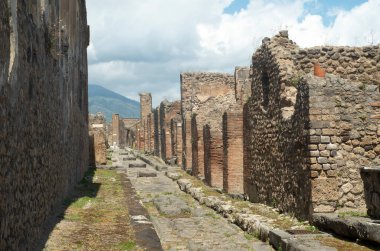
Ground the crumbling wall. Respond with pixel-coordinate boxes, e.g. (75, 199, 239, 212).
(244, 33, 313, 218)
(234, 67, 251, 106)
(244, 31, 380, 218)
(180, 73, 235, 180)
(0, 0, 89, 249)
(222, 67, 251, 194)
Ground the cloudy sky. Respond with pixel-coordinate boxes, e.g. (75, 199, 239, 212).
(87, 0, 380, 106)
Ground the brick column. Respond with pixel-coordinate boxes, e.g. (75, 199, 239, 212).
(223, 111, 244, 194)
(182, 112, 192, 170)
(176, 123, 183, 166)
(204, 125, 223, 189)
(191, 115, 205, 178)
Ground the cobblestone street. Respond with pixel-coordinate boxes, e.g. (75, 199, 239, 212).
(116, 150, 272, 251)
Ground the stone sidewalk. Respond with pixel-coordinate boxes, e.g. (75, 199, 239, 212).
(114, 150, 272, 251)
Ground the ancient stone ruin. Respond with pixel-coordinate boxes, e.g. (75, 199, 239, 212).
(132, 31, 380, 220)
(0, 0, 89, 249)
(89, 113, 108, 165)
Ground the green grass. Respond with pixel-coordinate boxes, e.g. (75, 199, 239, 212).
(338, 211, 367, 218)
(205, 212, 220, 219)
(116, 241, 136, 250)
(244, 233, 255, 241)
(71, 196, 93, 209)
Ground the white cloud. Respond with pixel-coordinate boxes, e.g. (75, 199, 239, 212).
(87, 0, 380, 107)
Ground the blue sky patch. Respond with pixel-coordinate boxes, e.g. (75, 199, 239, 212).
(224, 0, 250, 14)
(304, 0, 367, 26)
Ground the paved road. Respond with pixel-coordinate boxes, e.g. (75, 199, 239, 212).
(115, 150, 272, 251)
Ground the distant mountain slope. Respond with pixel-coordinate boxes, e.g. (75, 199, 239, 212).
(89, 84, 140, 122)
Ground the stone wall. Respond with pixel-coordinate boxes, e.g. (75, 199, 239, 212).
(0, 0, 89, 249)
(243, 31, 380, 218)
(308, 75, 379, 213)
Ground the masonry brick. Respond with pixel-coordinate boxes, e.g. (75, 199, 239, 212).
(223, 111, 244, 194)
(204, 126, 224, 189)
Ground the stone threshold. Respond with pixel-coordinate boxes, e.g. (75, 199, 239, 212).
(312, 213, 380, 244)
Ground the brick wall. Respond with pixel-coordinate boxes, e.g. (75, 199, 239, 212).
(223, 111, 244, 194)
(0, 0, 89, 249)
(204, 126, 224, 188)
(180, 73, 236, 176)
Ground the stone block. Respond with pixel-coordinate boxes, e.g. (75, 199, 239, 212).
(320, 136, 331, 143)
(129, 163, 147, 168)
(317, 157, 328, 164)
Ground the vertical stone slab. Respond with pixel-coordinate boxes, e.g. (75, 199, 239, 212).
(191, 115, 205, 177)
(176, 123, 183, 166)
(234, 67, 251, 106)
(154, 108, 160, 156)
(112, 114, 120, 147)
(140, 93, 152, 152)
(183, 112, 192, 170)
(223, 111, 244, 194)
(204, 125, 224, 189)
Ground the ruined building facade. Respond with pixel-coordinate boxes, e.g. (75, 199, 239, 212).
(0, 0, 89, 249)
(132, 31, 379, 220)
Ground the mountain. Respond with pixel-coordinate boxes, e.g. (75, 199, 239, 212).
(89, 84, 140, 122)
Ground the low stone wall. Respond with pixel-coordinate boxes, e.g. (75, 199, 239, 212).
(0, 0, 89, 249)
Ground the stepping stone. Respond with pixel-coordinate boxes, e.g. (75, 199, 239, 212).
(138, 171, 157, 177)
(129, 163, 147, 168)
(123, 157, 136, 161)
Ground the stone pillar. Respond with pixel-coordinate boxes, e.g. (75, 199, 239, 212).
(176, 123, 183, 166)
(165, 127, 172, 160)
(112, 114, 120, 147)
(204, 125, 223, 189)
(191, 115, 205, 178)
(223, 111, 244, 194)
(234, 67, 251, 106)
(182, 112, 192, 170)
(154, 108, 160, 156)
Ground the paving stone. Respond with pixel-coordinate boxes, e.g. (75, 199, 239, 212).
(138, 171, 157, 178)
(122, 159, 273, 251)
